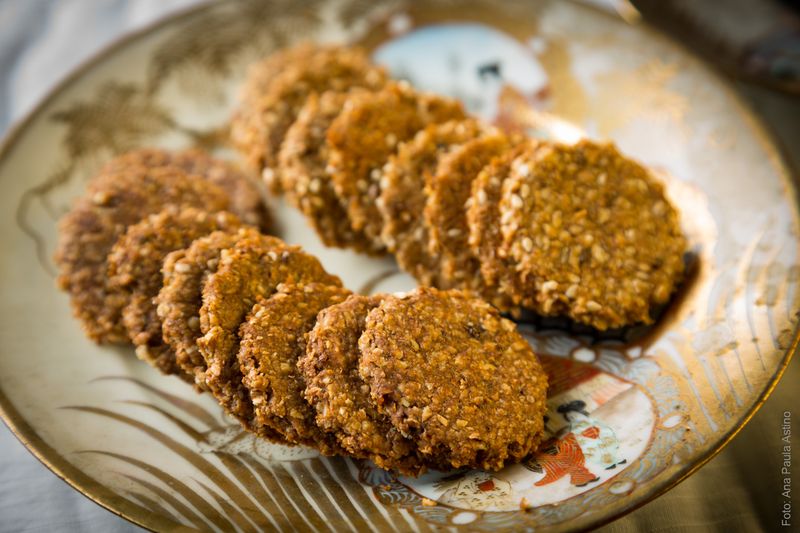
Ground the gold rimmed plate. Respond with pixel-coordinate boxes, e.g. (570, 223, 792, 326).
(0, 1, 797, 531)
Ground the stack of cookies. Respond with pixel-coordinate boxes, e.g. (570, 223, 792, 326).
(233, 43, 688, 330)
(56, 150, 548, 475)
(299, 288, 548, 474)
(55, 148, 270, 371)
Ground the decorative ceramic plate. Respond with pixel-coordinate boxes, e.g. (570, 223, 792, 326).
(0, 1, 797, 531)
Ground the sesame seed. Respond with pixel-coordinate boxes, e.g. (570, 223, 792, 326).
(541, 280, 558, 292)
(521, 237, 534, 252)
(91, 191, 110, 205)
(565, 284, 579, 298)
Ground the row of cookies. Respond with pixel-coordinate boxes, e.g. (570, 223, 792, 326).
(157, 225, 547, 475)
(167, 229, 547, 474)
(232, 43, 688, 330)
(55, 149, 548, 475)
(55, 148, 270, 347)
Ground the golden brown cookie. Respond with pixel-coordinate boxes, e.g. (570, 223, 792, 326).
(198, 232, 341, 424)
(299, 294, 426, 475)
(378, 119, 485, 285)
(497, 140, 687, 329)
(278, 90, 378, 253)
(231, 43, 387, 192)
(101, 147, 271, 231)
(327, 82, 465, 249)
(238, 283, 351, 452)
(55, 164, 230, 343)
(466, 143, 534, 294)
(230, 42, 320, 189)
(358, 287, 548, 471)
(157, 227, 265, 388)
(107, 207, 242, 377)
(425, 132, 511, 290)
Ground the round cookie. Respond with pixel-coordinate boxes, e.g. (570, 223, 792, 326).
(327, 82, 465, 249)
(378, 119, 485, 285)
(234, 42, 316, 109)
(425, 132, 511, 290)
(198, 232, 341, 424)
(157, 227, 266, 388)
(358, 287, 548, 471)
(497, 140, 687, 329)
(230, 42, 319, 189)
(238, 283, 351, 452)
(230, 43, 387, 192)
(467, 142, 535, 291)
(55, 164, 231, 343)
(101, 147, 271, 231)
(299, 294, 425, 475)
(106, 207, 243, 377)
(278, 90, 378, 253)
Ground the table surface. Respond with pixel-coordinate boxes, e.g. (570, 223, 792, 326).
(0, 1, 797, 531)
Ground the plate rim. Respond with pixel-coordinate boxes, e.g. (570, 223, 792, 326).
(0, 1, 797, 531)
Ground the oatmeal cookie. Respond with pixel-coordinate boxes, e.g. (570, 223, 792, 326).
(101, 147, 270, 231)
(378, 119, 485, 285)
(467, 143, 534, 289)
(157, 227, 266, 388)
(278, 90, 378, 253)
(425, 131, 511, 290)
(107, 207, 242, 376)
(55, 164, 230, 343)
(198, 232, 341, 423)
(238, 283, 351, 451)
(299, 294, 426, 475)
(358, 287, 548, 471)
(231, 43, 387, 192)
(497, 140, 687, 329)
(327, 82, 465, 249)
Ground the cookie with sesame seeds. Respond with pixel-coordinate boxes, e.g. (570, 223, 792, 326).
(378, 119, 486, 285)
(106, 207, 243, 377)
(466, 142, 538, 297)
(327, 82, 465, 250)
(157, 227, 266, 388)
(358, 287, 548, 471)
(230, 43, 387, 192)
(198, 232, 341, 425)
(497, 140, 687, 329)
(425, 131, 512, 291)
(101, 147, 271, 231)
(238, 283, 351, 452)
(55, 164, 231, 344)
(278, 90, 379, 253)
(299, 294, 427, 475)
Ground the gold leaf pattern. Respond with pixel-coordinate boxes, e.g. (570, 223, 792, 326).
(51, 82, 173, 159)
(146, 0, 324, 95)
